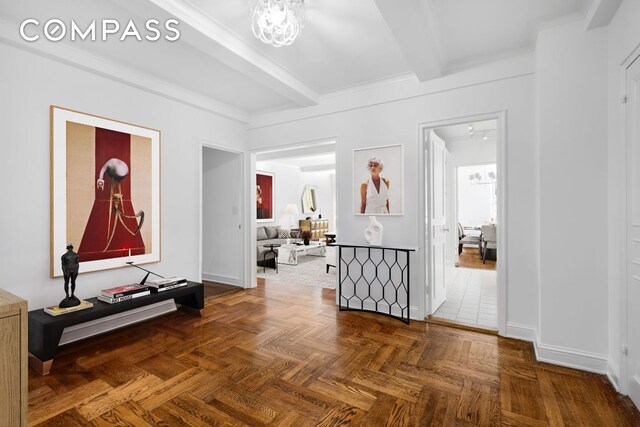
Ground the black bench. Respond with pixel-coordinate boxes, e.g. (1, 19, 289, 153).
(28, 281, 204, 375)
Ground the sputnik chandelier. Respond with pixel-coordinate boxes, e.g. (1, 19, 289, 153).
(249, 0, 305, 47)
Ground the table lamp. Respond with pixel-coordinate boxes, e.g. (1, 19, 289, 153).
(284, 204, 299, 229)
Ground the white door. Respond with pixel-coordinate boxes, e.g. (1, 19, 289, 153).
(626, 55, 640, 408)
(427, 130, 448, 314)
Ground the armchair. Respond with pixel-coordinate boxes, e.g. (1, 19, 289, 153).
(481, 224, 497, 264)
(458, 223, 482, 255)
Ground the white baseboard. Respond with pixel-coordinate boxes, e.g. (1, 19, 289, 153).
(607, 359, 620, 391)
(202, 272, 243, 287)
(59, 300, 176, 346)
(505, 322, 537, 342)
(504, 323, 610, 377)
(533, 341, 608, 374)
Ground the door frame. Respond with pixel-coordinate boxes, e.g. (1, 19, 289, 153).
(198, 140, 248, 287)
(621, 48, 640, 396)
(248, 137, 339, 290)
(418, 111, 507, 335)
(453, 161, 499, 266)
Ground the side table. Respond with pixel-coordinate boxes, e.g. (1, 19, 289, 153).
(261, 244, 280, 273)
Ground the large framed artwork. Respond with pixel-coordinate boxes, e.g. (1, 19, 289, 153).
(50, 106, 161, 277)
(353, 144, 403, 215)
(256, 171, 274, 222)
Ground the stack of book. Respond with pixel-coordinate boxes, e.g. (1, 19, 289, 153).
(147, 276, 187, 292)
(44, 300, 93, 316)
(98, 284, 150, 304)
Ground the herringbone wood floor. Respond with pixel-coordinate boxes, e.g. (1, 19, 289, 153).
(28, 281, 640, 426)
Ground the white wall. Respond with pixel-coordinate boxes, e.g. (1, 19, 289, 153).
(248, 70, 538, 325)
(256, 161, 335, 230)
(536, 20, 608, 363)
(300, 171, 336, 230)
(606, 0, 640, 387)
(202, 148, 243, 285)
(0, 42, 246, 310)
(457, 164, 497, 226)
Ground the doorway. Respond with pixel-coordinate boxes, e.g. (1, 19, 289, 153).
(624, 54, 640, 408)
(200, 144, 245, 288)
(421, 115, 505, 333)
(251, 141, 338, 291)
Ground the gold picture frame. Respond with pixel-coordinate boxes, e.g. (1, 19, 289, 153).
(50, 106, 161, 277)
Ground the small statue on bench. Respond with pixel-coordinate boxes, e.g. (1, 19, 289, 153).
(59, 244, 80, 308)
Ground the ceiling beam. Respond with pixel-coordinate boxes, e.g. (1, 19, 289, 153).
(113, 0, 319, 107)
(373, 0, 442, 81)
(584, 0, 622, 30)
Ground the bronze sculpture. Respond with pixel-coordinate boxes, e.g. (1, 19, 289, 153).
(59, 244, 80, 308)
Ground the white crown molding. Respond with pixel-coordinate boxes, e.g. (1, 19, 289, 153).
(0, 18, 250, 124)
(322, 73, 418, 100)
(248, 52, 535, 131)
(128, 0, 319, 107)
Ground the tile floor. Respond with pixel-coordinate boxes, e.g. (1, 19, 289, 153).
(433, 266, 497, 329)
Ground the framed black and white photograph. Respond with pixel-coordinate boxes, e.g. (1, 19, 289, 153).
(353, 144, 403, 216)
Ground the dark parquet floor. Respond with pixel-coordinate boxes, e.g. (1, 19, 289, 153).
(27, 281, 639, 426)
(203, 281, 243, 300)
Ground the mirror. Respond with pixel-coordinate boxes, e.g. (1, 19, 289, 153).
(301, 185, 318, 213)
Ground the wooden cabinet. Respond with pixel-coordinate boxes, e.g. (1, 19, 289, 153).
(0, 289, 27, 427)
(299, 219, 329, 240)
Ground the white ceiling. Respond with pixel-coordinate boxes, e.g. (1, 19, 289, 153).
(428, 0, 590, 71)
(0, 0, 598, 116)
(264, 153, 335, 170)
(187, 0, 411, 93)
(256, 142, 336, 171)
(0, 0, 293, 112)
(435, 119, 497, 143)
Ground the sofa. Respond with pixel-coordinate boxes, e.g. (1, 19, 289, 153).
(256, 226, 298, 261)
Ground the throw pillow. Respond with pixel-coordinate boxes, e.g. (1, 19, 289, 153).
(278, 228, 291, 239)
(265, 226, 279, 239)
(256, 227, 268, 241)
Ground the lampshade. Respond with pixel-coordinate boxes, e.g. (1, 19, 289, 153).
(285, 203, 299, 215)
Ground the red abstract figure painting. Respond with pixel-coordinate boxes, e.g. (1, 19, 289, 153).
(51, 107, 160, 277)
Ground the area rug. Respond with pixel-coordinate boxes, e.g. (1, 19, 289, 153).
(257, 254, 337, 289)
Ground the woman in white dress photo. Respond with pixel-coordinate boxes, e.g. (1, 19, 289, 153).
(360, 156, 390, 214)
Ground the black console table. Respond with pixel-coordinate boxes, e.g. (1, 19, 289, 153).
(28, 281, 204, 375)
(330, 243, 415, 324)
